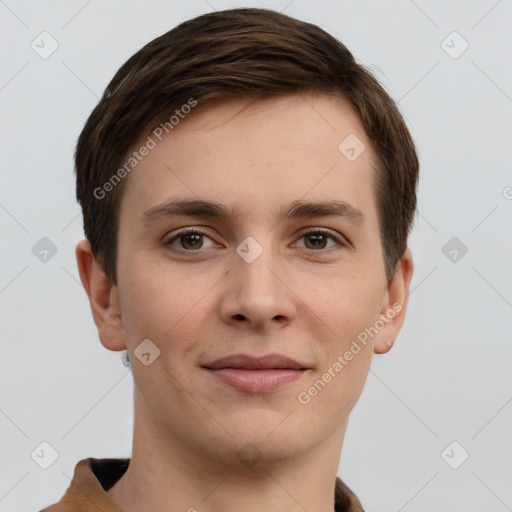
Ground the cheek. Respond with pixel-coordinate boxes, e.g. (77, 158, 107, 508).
(120, 258, 221, 356)
(296, 349, 372, 432)
(298, 275, 380, 406)
(297, 318, 374, 422)
(122, 254, 178, 321)
(308, 271, 382, 339)
(119, 263, 214, 407)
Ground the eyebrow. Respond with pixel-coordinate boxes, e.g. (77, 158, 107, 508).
(140, 198, 365, 227)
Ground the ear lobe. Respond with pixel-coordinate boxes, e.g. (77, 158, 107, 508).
(374, 339, 395, 355)
(373, 247, 414, 355)
(75, 239, 127, 352)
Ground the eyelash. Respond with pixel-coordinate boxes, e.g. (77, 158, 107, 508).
(164, 227, 347, 254)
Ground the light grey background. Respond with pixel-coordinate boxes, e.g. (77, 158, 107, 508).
(1, 1, 511, 511)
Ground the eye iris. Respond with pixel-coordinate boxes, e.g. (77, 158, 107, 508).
(181, 233, 202, 249)
(305, 233, 327, 250)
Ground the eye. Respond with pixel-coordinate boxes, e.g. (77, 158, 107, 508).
(164, 227, 347, 253)
(164, 228, 217, 251)
(295, 228, 346, 251)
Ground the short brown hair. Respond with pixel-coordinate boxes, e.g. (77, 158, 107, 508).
(75, 7, 419, 285)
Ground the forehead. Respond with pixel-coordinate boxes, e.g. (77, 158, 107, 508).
(119, 93, 380, 230)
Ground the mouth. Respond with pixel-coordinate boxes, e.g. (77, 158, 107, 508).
(202, 354, 309, 393)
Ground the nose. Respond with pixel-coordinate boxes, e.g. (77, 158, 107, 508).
(218, 244, 296, 331)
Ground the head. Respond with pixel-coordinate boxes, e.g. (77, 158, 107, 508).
(76, 8, 417, 468)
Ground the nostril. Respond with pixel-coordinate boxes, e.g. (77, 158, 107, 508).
(234, 314, 246, 321)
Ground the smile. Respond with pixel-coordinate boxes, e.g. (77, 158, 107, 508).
(202, 353, 309, 393)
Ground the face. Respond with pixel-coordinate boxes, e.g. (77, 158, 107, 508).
(86, 93, 412, 468)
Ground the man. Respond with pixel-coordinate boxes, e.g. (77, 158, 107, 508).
(42, 7, 417, 511)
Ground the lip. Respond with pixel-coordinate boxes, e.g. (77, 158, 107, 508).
(202, 353, 309, 393)
(204, 353, 306, 370)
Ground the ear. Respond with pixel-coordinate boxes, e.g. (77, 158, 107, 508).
(373, 247, 414, 354)
(75, 239, 127, 352)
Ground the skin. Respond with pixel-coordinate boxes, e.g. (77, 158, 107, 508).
(76, 93, 414, 512)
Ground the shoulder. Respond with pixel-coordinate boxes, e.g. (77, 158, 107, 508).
(335, 476, 365, 512)
(38, 457, 129, 512)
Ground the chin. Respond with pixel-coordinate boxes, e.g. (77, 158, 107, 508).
(209, 411, 314, 466)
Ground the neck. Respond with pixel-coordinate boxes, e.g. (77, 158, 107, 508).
(107, 392, 347, 512)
